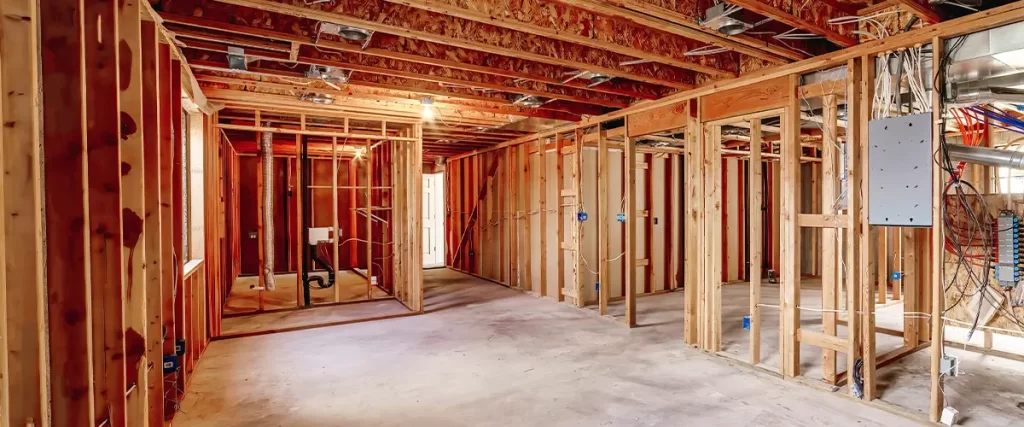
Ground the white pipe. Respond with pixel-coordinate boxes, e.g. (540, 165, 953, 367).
(261, 129, 277, 290)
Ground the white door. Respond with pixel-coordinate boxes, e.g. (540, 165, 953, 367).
(423, 172, 445, 268)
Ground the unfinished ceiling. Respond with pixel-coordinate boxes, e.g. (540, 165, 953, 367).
(155, 0, 957, 160)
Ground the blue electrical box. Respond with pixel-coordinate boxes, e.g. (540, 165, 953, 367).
(577, 211, 588, 222)
(891, 271, 902, 281)
(163, 355, 179, 374)
(595, 282, 599, 291)
(616, 213, 626, 222)
(742, 316, 751, 331)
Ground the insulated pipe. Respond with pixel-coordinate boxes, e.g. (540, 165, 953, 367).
(261, 129, 277, 290)
(946, 144, 1024, 170)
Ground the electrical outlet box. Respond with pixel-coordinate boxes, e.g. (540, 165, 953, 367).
(371, 276, 378, 286)
(868, 113, 933, 227)
(175, 339, 186, 356)
(162, 355, 179, 374)
(653, 217, 658, 225)
(940, 407, 959, 426)
(616, 213, 626, 222)
(595, 282, 599, 291)
(742, 316, 751, 330)
(941, 354, 959, 377)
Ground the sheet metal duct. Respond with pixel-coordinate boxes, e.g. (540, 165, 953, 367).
(261, 130, 277, 291)
(949, 72, 1024, 106)
(946, 144, 1024, 170)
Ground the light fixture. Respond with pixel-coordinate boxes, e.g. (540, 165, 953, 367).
(421, 98, 434, 120)
(700, 3, 752, 36)
(319, 22, 373, 42)
(354, 148, 364, 160)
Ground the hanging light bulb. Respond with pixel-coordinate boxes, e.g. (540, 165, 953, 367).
(421, 97, 435, 120)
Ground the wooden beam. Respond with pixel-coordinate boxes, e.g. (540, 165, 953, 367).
(85, 0, 128, 423)
(563, 0, 802, 63)
(213, 0, 698, 88)
(182, 43, 627, 111)
(41, 0, 94, 421)
(120, 0, 149, 423)
(159, 11, 665, 100)
(382, 0, 737, 78)
(445, 0, 1024, 162)
(722, 0, 858, 47)
(2, 0, 47, 423)
(581, 0, 811, 61)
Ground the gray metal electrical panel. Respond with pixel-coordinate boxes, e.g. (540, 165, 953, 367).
(867, 113, 933, 227)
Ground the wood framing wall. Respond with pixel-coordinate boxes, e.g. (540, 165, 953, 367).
(443, 5, 1024, 423)
(0, 4, 216, 425)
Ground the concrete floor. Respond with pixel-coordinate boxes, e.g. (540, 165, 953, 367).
(178, 269, 923, 426)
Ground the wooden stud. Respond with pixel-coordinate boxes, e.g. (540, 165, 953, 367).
(119, 0, 149, 422)
(598, 129, 610, 314)
(859, 55, 877, 401)
(684, 100, 701, 346)
(624, 123, 637, 327)
(85, 0, 128, 422)
(40, 0, 96, 420)
(781, 75, 801, 377)
(706, 124, 723, 351)
(749, 119, 763, 365)
(1, 0, 47, 423)
(821, 94, 839, 385)
(170, 58, 186, 415)
(555, 135, 565, 302)
(845, 56, 864, 399)
(929, 36, 945, 423)
(332, 136, 340, 302)
(539, 138, 548, 297)
(644, 153, 654, 293)
(142, 26, 163, 413)
(366, 138, 373, 298)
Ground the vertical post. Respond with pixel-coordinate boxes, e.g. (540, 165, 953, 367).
(574, 129, 584, 306)
(523, 142, 532, 291)
(509, 146, 518, 286)
(598, 129, 610, 313)
(624, 123, 637, 327)
(644, 153, 654, 293)
(366, 138, 373, 298)
(332, 137, 340, 302)
(85, 0, 127, 422)
(929, 36, 946, 423)
(846, 57, 864, 399)
(2, 0, 47, 423)
(749, 120, 763, 365)
(706, 125, 723, 351)
(821, 94, 840, 384)
(119, 0, 148, 421)
(860, 55, 877, 400)
(256, 135, 265, 309)
(782, 75, 802, 377)
(295, 131, 303, 306)
(555, 135, 565, 301)
(539, 138, 548, 297)
(41, 0, 95, 421)
(684, 100, 701, 346)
